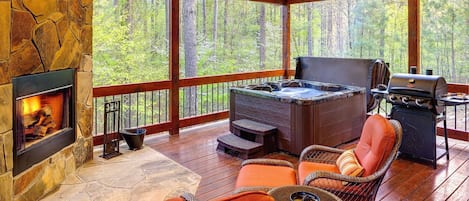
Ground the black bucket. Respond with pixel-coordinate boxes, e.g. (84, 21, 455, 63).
(120, 128, 146, 150)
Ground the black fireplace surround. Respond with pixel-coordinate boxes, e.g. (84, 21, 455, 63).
(12, 69, 76, 176)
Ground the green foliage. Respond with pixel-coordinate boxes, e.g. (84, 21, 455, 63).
(290, 0, 467, 83)
(93, 0, 468, 86)
(421, 0, 468, 83)
(93, 0, 168, 86)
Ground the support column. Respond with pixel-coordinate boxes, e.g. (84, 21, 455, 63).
(169, 0, 180, 135)
(408, 0, 420, 73)
(281, 5, 290, 79)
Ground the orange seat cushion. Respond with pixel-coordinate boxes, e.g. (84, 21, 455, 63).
(298, 161, 340, 185)
(354, 115, 396, 176)
(215, 191, 274, 201)
(235, 164, 297, 188)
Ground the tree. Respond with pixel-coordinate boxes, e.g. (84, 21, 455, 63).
(202, 0, 207, 37)
(307, 3, 313, 56)
(259, 4, 266, 69)
(223, 0, 228, 51)
(213, 0, 218, 59)
(183, 0, 198, 116)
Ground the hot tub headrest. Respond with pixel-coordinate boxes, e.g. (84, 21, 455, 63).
(295, 57, 390, 112)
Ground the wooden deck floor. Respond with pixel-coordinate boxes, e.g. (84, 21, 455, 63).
(145, 120, 469, 201)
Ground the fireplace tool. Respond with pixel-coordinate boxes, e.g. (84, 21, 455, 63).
(101, 100, 122, 159)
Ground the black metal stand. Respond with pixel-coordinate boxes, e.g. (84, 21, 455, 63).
(100, 101, 122, 159)
(391, 106, 449, 169)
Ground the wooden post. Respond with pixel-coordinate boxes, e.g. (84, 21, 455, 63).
(169, 0, 180, 135)
(282, 5, 291, 79)
(408, 0, 420, 73)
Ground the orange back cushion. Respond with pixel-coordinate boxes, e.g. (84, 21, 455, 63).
(354, 115, 396, 176)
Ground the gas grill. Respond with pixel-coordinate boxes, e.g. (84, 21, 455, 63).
(373, 73, 449, 168)
(387, 73, 447, 114)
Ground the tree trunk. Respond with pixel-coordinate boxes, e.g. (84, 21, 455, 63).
(213, 0, 218, 59)
(223, 0, 228, 51)
(450, 11, 455, 80)
(327, 3, 333, 55)
(320, 4, 327, 56)
(183, 0, 198, 116)
(165, 0, 170, 49)
(127, 0, 133, 35)
(378, 0, 386, 58)
(336, 3, 343, 56)
(359, 23, 364, 57)
(113, 0, 119, 19)
(307, 3, 313, 56)
(202, 0, 207, 37)
(347, 0, 353, 51)
(259, 5, 266, 70)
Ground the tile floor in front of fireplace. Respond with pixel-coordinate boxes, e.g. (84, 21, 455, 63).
(41, 141, 201, 201)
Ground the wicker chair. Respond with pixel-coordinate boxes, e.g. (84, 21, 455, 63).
(298, 115, 402, 201)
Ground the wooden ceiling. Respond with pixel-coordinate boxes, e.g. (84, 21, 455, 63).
(249, 0, 323, 5)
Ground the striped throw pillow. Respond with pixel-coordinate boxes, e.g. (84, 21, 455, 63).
(336, 149, 364, 179)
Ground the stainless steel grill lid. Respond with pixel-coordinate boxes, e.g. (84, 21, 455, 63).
(387, 73, 447, 114)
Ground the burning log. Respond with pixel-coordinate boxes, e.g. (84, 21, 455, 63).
(22, 105, 56, 137)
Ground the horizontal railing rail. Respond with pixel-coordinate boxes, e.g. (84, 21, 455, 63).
(93, 70, 468, 145)
(437, 83, 469, 141)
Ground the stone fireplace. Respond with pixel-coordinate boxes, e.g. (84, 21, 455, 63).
(0, 0, 93, 200)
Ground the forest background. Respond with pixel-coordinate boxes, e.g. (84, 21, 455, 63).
(93, 0, 468, 86)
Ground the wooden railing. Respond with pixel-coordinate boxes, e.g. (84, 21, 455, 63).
(92, 69, 294, 144)
(92, 70, 468, 144)
(437, 83, 469, 141)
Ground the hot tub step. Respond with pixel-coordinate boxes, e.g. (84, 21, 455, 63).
(232, 119, 277, 153)
(217, 134, 263, 159)
(232, 119, 277, 136)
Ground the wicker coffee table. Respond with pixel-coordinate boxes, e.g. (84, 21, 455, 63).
(268, 185, 341, 201)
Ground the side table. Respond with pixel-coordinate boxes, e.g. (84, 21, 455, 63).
(268, 185, 341, 201)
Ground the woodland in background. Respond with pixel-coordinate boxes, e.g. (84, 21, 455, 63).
(93, 0, 468, 86)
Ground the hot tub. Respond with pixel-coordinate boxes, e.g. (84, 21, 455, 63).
(230, 79, 366, 155)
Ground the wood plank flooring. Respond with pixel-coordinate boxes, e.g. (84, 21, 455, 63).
(145, 120, 469, 201)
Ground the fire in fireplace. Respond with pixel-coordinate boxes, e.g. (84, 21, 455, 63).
(12, 69, 75, 176)
(17, 87, 71, 149)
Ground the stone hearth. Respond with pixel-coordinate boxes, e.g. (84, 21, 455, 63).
(0, 0, 93, 200)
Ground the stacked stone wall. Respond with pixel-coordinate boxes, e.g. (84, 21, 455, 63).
(0, 0, 93, 200)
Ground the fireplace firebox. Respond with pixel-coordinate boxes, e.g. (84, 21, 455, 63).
(12, 69, 76, 176)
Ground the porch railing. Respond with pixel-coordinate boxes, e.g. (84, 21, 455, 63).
(92, 69, 293, 144)
(93, 71, 469, 144)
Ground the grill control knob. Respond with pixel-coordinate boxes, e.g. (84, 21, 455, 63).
(415, 99, 426, 107)
(401, 96, 410, 104)
(388, 95, 397, 103)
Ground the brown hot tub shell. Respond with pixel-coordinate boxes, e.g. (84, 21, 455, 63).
(230, 81, 366, 155)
